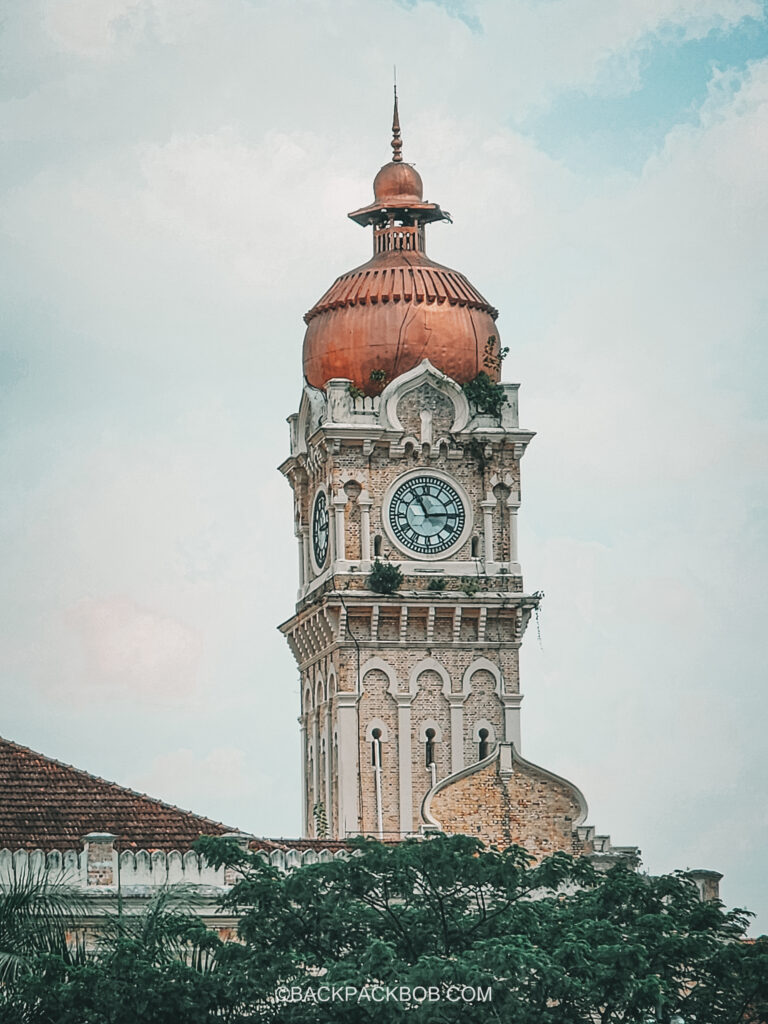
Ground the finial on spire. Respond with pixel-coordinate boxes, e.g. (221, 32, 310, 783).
(391, 81, 403, 163)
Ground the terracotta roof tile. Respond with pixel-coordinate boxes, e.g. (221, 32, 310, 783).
(0, 737, 240, 852)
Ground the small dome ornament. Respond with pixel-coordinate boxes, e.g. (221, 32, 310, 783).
(372, 88, 425, 205)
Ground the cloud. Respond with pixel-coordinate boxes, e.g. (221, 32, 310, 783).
(1, 0, 766, 928)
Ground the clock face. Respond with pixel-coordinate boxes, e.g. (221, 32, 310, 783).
(388, 474, 466, 556)
(312, 490, 329, 568)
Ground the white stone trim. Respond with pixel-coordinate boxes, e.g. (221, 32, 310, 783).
(416, 718, 443, 742)
(359, 657, 399, 697)
(314, 675, 326, 707)
(336, 692, 360, 837)
(502, 694, 523, 751)
(472, 718, 497, 743)
(379, 359, 470, 434)
(409, 657, 451, 697)
(461, 656, 502, 696)
(396, 695, 413, 836)
(421, 743, 589, 831)
(364, 718, 390, 742)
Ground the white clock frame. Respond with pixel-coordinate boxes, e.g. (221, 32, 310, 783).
(382, 468, 473, 561)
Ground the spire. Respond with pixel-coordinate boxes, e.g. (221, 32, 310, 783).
(391, 85, 403, 163)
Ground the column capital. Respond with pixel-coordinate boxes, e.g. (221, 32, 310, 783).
(501, 694, 524, 707)
(336, 691, 360, 709)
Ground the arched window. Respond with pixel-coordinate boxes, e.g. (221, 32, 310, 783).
(478, 728, 490, 760)
(374, 534, 382, 556)
(371, 727, 382, 768)
(471, 535, 480, 558)
(425, 728, 436, 768)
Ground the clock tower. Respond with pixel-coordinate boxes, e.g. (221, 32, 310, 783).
(279, 97, 624, 861)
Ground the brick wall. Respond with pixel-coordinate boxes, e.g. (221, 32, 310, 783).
(358, 668, 400, 835)
(429, 758, 585, 861)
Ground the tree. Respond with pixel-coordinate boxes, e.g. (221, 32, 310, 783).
(0, 884, 226, 1024)
(2, 837, 766, 1022)
(196, 833, 768, 1023)
(0, 865, 85, 985)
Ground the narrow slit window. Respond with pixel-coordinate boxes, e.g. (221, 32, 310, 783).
(478, 728, 489, 760)
(371, 728, 382, 767)
(374, 535, 382, 556)
(425, 728, 436, 768)
(471, 535, 480, 558)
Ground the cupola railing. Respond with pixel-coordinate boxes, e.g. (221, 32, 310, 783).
(373, 223, 425, 255)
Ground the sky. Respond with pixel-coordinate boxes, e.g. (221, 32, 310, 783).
(1, 0, 767, 930)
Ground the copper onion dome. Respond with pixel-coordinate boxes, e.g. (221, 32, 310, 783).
(302, 91, 501, 394)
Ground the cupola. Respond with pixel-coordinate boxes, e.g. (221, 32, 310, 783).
(302, 92, 502, 395)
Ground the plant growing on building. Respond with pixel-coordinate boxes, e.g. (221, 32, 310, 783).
(466, 437, 492, 472)
(462, 371, 508, 418)
(368, 368, 388, 396)
(312, 802, 328, 839)
(427, 577, 447, 591)
(481, 334, 509, 375)
(461, 576, 480, 596)
(347, 383, 365, 399)
(367, 559, 403, 594)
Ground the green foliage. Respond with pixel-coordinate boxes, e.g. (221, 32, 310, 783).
(481, 334, 509, 375)
(466, 437, 491, 471)
(427, 577, 447, 591)
(347, 383, 365, 399)
(312, 802, 328, 839)
(462, 371, 508, 418)
(0, 866, 85, 984)
(367, 559, 403, 594)
(2, 838, 768, 1023)
(461, 576, 480, 596)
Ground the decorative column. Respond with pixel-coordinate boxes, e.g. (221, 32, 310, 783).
(448, 695, 465, 773)
(296, 524, 306, 590)
(336, 692, 359, 837)
(332, 492, 347, 562)
(506, 494, 521, 573)
(480, 494, 496, 565)
(300, 527, 310, 588)
(324, 701, 333, 834)
(502, 694, 523, 752)
(312, 708, 320, 834)
(299, 720, 308, 837)
(395, 694, 413, 836)
(358, 491, 373, 563)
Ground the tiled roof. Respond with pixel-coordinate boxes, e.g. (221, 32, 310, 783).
(0, 737, 240, 852)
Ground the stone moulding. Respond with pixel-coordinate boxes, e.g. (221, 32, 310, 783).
(420, 741, 589, 834)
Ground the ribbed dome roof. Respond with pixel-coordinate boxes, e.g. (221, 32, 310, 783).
(304, 253, 497, 323)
